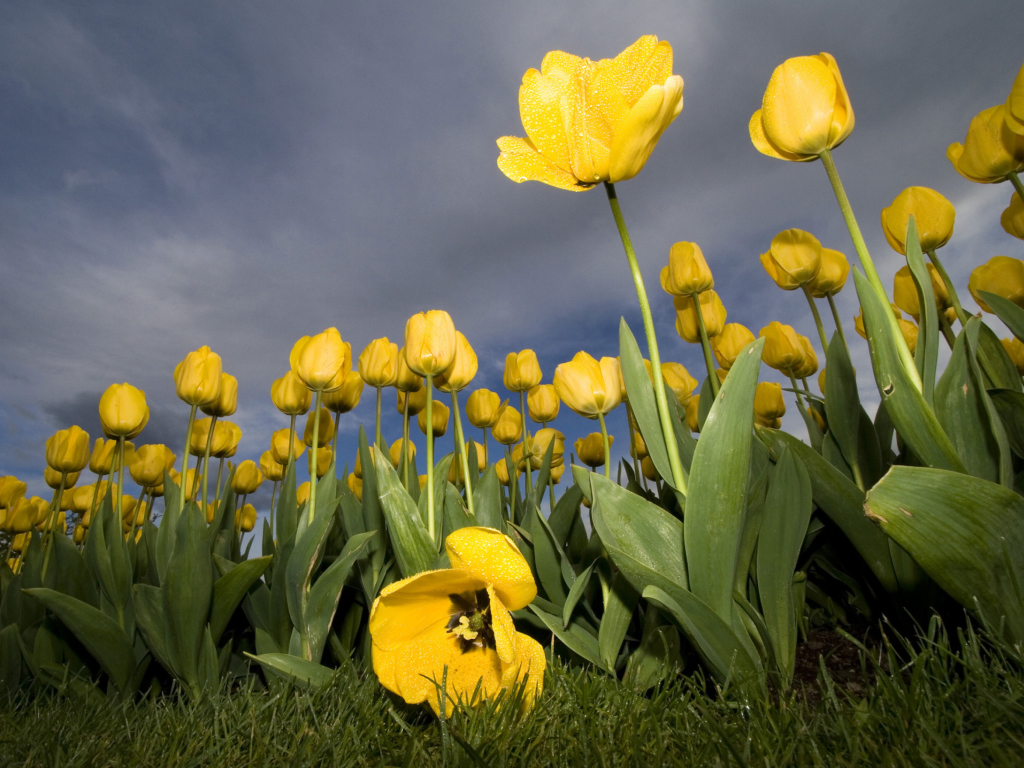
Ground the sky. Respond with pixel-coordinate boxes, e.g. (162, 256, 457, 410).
(2, 0, 1023, 522)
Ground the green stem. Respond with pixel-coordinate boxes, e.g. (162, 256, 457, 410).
(375, 386, 383, 449)
(308, 390, 323, 523)
(287, 414, 296, 467)
(626, 404, 644, 490)
(270, 481, 278, 534)
(426, 375, 436, 540)
(40, 471, 68, 581)
(825, 293, 850, 355)
(128, 485, 146, 543)
(819, 148, 922, 392)
(694, 298, 720, 399)
(1009, 171, 1024, 200)
(402, 396, 411, 492)
(926, 249, 969, 327)
(451, 390, 475, 516)
(519, 391, 532, 499)
(214, 458, 225, 507)
(179, 405, 197, 518)
(605, 182, 687, 495)
(88, 474, 103, 526)
(801, 285, 830, 352)
(938, 309, 957, 349)
(597, 412, 611, 480)
(201, 415, 218, 514)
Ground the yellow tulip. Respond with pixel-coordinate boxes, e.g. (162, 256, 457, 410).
(322, 371, 364, 414)
(806, 248, 850, 298)
(494, 456, 520, 486)
(12, 532, 30, 553)
(271, 371, 312, 416)
(753, 382, 786, 427)
(854, 303, 902, 340)
(309, 445, 333, 479)
(630, 431, 647, 460)
(389, 438, 416, 468)
(710, 324, 756, 370)
(574, 433, 607, 468)
(435, 332, 478, 393)
(448, 441, 488, 484)
(369, 527, 545, 716)
(359, 338, 400, 388)
(660, 241, 713, 296)
(303, 406, 335, 448)
(346, 473, 362, 502)
(296, 482, 310, 508)
(893, 264, 950, 319)
(1007, 62, 1024, 135)
(174, 346, 223, 407)
(99, 383, 149, 439)
(201, 373, 238, 418)
(553, 352, 622, 419)
(270, 428, 304, 465)
(497, 35, 683, 190)
(673, 291, 726, 343)
(290, 328, 348, 391)
(231, 460, 264, 495)
(397, 386, 429, 418)
(527, 384, 560, 423)
(172, 468, 200, 501)
(73, 524, 86, 545)
(0, 476, 27, 509)
(503, 350, 542, 393)
(129, 444, 175, 488)
(394, 347, 424, 393)
(947, 104, 1024, 183)
(1002, 192, 1024, 240)
(793, 335, 819, 379)
(260, 450, 285, 482)
(685, 395, 701, 433)
(465, 389, 502, 428)
(4, 499, 35, 534)
(88, 439, 117, 475)
(759, 322, 806, 374)
(404, 311, 457, 377)
(880, 187, 955, 254)
(660, 362, 698, 408)
(492, 404, 523, 446)
(73, 483, 110, 521)
(38, 510, 67, 534)
(189, 418, 240, 458)
(1001, 337, 1024, 375)
(898, 318, 919, 355)
(969, 255, 1024, 312)
(45, 426, 90, 474)
(521, 428, 565, 471)
(418, 401, 450, 437)
(235, 503, 257, 533)
(760, 229, 822, 290)
(749, 52, 854, 162)
(45, 467, 79, 490)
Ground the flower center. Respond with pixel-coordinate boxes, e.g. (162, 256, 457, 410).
(446, 589, 495, 653)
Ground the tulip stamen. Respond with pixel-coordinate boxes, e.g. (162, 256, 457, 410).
(446, 589, 495, 653)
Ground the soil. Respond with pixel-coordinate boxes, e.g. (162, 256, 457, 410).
(790, 627, 884, 706)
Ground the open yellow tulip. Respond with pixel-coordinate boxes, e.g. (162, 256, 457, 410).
(497, 35, 683, 190)
(947, 104, 1024, 183)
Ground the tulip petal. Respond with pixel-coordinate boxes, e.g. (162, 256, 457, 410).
(604, 36, 673, 106)
(748, 110, 815, 162)
(487, 586, 517, 664)
(819, 53, 855, 148)
(368, 569, 484, 651)
(500, 632, 547, 711)
(567, 58, 609, 183)
(519, 67, 574, 175)
(496, 136, 595, 191)
(761, 56, 836, 157)
(445, 527, 537, 611)
(609, 75, 683, 182)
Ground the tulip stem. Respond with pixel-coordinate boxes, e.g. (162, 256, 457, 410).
(214, 458, 225, 507)
(179, 406, 197, 518)
(201, 415, 218, 515)
(801, 285, 830, 353)
(270, 481, 278, 533)
(926, 249, 969, 327)
(597, 412, 612, 480)
(1010, 171, 1024, 201)
(308, 390, 323, 524)
(288, 415, 296, 466)
(426, 375, 436, 541)
(402, 397, 411, 492)
(819, 148, 922, 393)
(605, 182, 687, 495)
(825, 293, 850, 355)
(375, 386, 383, 449)
(694, 301, 721, 399)
(40, 471, 68, 582)
(450, 390, 475, 517)
(938, 310, 957, 349)
(625, 405, 643, 489)
(519, 391, 532, 499)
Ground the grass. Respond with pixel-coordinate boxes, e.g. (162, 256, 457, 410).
(2, 624, 1023, 767)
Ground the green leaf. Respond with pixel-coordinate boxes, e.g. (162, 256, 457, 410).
(275, 458, 298, 544)
(623, 623, 681, 692)
(163, 506, 213, 691)
(156, 471, 181, 585)
(357, 427, 386, 584)
(824, 330, 881, 488)
(285, 505, 335, 633)
(755, 447, 812, 686)
(443, 482, 473, 536)
(975, 322, 1023, 392)
(245, 652, 336, 689)
(209, 555, 272, 645)
(419, 453, 454, 544)
(526, 602, 603, 668)
(598, 572, 637, 672)
(471, 465, 504, 530)
(302, 531, 374, 664)
(373, 446, 437, 578)
(133, 584, 175, 677)
(684, 337, 763, 623)
(531, 503, 570, 606)
(865, 466, 1024, 643)
(854, 268, 965, 473)
(991, 390, 1024, 458)
(24, 588, 136, 694)
(562, 560, 597, 629)
(0, 624, 23, 695)
(905, 217, 939, 405)
(980, 290, 1024, 344)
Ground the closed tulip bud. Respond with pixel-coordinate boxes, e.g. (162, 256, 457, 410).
(760, 229, 822, 290)
(554, 352, 623, 419)
(189, 418, 241, 458)
(504, 350, 542, 392)
(574, 433, 608, 468)
(527, 384, 560, 423)
(893, 264, 950, 319)
(497, 35, 683, 189)
(759, 322, 806, 374)
(711, 324, 756, 370)
(89, 439, 118, 475)
(494, 455, 519, 486)
(59, 488, 76, 511)
(5, 499, 34, 533)
(45, 426, 90, 474)
(1002, 193, 1024, 240)
(346, 473, 362, 502)
(630, 431, 647, 460)
(641, 456, 660, 482)
(0, 476, 27, 509)
(174, 346, 223, 407)
(201, 373, 238, 418)
(38, 510, 67, 534)
(44, 467, 79, 490)
(353, 449, 363, 479)
(793, 336, 819, 379)
(660, 241, 714, 296)
(322, 370, 364, 414)
(947, 104, 1024, 184)
(394, 347, 424, 393)
(260, 450, 285, 482)
(296, 482, 311, 507)
(12, 533, 30, 553)
(271, 370, 313, 416)
(466, 440, 487, 471)
(673, 291, 726, 342)
(73, 524, 86, 545)
(969, 256, 1024, 312)
(465, 389, 502, 428)
(435, 332, 478, 394)
(806, 248, 850, 298)
(754, 382, 787, 427)
(231, 460, 263, 495)
(1002, 337, 1024, 375)
(523, 428, 565, 470)
(404, 311, 457, 376)
(171, 468, 200, 500)
(898, 318, 919, 355)
(270, 428, 304, 465)
(73, 483, 110, 520)
(303, 407, 335, 447)
(397, 386, 429, 417)
(809, 405, 827, 434)
(492, 404, 523, 446)
(854, 303, 902, 340)
(389, 438, 416, 468)
(881, 187, 956, 254)
(750, 53, 854, 161)
(118, 496, 138, 523)
(660, 362, 698, 408)
(359, 338, 400, 388)
(129, 444, 175, 488)
(550, 463, 565, 485)
(1008, 63, 1024, 136)
(235, 503, 257, 533)
(99, 383, 149, 439)
(309, 445, 333, 479)
(685, 395, 701, 433)
(290, 328, 348, 391)
(818, 366, 827, 393)
(417, 400, 450, 437)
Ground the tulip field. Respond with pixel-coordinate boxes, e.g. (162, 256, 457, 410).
(4, 34, 1024, 766)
